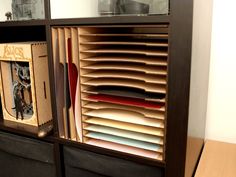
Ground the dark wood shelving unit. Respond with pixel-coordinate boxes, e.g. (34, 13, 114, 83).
(0, 20, 48, 27)
(0, 0, 207, 177)
(49, 15, 170, 26)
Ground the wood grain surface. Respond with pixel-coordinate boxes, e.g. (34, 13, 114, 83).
(195, 140, 236, 177)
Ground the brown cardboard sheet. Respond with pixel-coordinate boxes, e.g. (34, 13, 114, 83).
(65, 28, 77, 141)
(71, 28, 79, 66)
(52, 28, 65, 138)
(71, 27, 82, 142)
(58, 28, 69, 139)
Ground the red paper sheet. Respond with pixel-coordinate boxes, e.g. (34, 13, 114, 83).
(68, 38, 78, 113)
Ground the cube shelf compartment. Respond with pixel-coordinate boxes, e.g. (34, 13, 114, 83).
(52, 25, 169, 161)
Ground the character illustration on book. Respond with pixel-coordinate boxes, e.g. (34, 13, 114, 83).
(12, 62, 33, 120)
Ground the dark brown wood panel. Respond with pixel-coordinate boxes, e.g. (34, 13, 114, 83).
(0, 25, 46, 42)
(0, 20, 48, 27)
(165, 0, 194, 176)
(53, 143, 64, 177)
(44, 0, 51, 20)
(50, 15, 170, 26)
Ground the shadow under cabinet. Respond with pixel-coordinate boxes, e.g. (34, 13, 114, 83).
(0, 131, 56, 177)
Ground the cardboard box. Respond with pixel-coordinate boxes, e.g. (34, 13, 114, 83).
(0, 42, 52, 128)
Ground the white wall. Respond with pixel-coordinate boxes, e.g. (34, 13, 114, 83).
(188, 0, 213, 139)
(0, 0, 12, 21)
(50, 0, 169, 18)
(50, 0, 98, 19)
(206, 0, 236, 143)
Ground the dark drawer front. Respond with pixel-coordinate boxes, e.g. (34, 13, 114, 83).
(64, 146, 164, 177)
(65, 166, 108, 177)
(0, 131, 56, 177)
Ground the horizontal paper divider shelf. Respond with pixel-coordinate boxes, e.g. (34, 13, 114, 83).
(80, 55, 168, 66)
(83, 124, 164, 145)
(79, 33, 168, 39)
(84, 117, 164, 137)
(82, 78, 166, 94)
(85, 94, 165, 111)
(80, 48, 168, 57)
(83, 108, 164, 128)
(81, 70, 167, 85)
(82, 86, 166, 102)
(85, 139, 162, 160)
(144, 98, 166, 103)
(84, 132, 163, 152)
(81, 62, 167, 75)
(82, 91, 166, 104)
(80, 23, 169, 30)
(82, 102, 165, 120)
(82, 98, 166, 112)
(80, 41, 168, 47)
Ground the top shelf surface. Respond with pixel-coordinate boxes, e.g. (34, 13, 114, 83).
(0, 15, 170, 27)
(50, 15, 170, 25)
(0, 20, 48, 27)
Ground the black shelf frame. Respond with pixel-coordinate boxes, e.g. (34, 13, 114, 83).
(0, 20, 48, 27)
(49, 15, 170, 26)
(0, 0, 205, 177)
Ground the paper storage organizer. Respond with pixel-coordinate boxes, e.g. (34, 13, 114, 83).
(0, 42, 52, 131)
(52, 25, 168, 161)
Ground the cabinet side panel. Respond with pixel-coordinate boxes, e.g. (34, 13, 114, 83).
(165, 0, 194, 176)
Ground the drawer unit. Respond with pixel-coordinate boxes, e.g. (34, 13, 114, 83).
(0, 131, 56, 177)
(63, 146, 164, 177)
